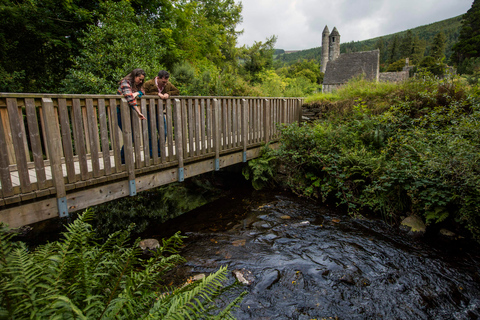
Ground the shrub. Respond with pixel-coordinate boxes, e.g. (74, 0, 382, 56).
(268, 75, 480, 240)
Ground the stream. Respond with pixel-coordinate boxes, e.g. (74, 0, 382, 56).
(143, 187, 480, 320)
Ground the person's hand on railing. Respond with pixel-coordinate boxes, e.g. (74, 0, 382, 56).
(158, 92, 169, 99)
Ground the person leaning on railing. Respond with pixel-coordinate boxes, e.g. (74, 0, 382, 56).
(117, 68, 147, 164)
(143, 70, 178, 150)
(143, 70, 179, 98)
(117, 68, 147, 120)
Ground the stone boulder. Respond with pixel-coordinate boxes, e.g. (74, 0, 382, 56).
(400, 215, 426, 237)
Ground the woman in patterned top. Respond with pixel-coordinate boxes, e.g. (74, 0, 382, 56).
(117, 68, 147, 120)
(116, 68, 147, 164)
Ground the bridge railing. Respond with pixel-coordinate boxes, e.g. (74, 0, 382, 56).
(0, 93, 303, 210)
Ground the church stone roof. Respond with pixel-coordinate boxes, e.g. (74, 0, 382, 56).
(323, 49, 379, 85)
(330, 27, 340, 37)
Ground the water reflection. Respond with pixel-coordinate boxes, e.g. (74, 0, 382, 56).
(146, 189, 480, 320)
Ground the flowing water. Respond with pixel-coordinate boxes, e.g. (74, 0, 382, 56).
(145, 187, 480, 320)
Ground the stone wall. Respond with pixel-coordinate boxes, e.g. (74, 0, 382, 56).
(379, 71, 409, 83)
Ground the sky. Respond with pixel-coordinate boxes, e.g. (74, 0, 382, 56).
(235, 0, 474, 50)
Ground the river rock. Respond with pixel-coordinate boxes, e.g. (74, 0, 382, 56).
(439, 228, 456, 238)
(400, 215, 426, 237)
(232, 268, 255, 285)
(139, 238, 160, 254)
(252, 269, 280, 294)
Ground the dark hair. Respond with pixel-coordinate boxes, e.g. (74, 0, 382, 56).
(122, 68, 146, 91)
(157, 70, 170, 79)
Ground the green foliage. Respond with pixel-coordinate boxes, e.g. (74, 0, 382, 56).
(90, 180, 221, 237)
(242, 145, 278, 190)
(386, 59, 407, 72)
(277, 76, 480, 240)
(0, 0, 97, 92)
(0, 210, 245, 319)
(61, 0, 165, 94)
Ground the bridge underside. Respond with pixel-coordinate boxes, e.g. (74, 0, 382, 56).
(1, 145, 271, 228)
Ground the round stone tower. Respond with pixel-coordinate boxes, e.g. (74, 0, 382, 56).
(328, 27, 340, 62)
(321, 25, 330, 73)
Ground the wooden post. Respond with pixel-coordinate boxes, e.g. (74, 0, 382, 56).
(297, 99, 303, 123)
(174, 99, 184, 181)
(213, 99, 220, 171)
(42, 98, 67, 217)
(264, 99, 270, 144)
(200, 99, 206, 154)
(120, 98, 136, 196)
(0, 112, 13, 197)
(241, 99, 248, 162)
(6, 98, 31, 193)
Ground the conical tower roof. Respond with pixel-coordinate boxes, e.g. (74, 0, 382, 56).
(322, 25, 329, 35)
(330, 27, 340, 37)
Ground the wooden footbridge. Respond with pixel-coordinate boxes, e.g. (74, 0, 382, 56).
(0, 93, 303, 228)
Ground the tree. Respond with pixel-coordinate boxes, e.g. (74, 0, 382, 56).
(62, 0, 165, 94)
(240, 36, 277, 83)
(411, 36, 426, 65)
(451, 0, 480, 65)
(387, 35, 400, 64)
(0, 0, 98, 92)
(431, 32, 447, 61)
(399, 30, 414, 59)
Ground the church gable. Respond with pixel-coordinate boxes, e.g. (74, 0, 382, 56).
(323, 49, 380, 86)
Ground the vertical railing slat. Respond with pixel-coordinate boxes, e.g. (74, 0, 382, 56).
(25, 98, 48, 189)
(195, 99, 201, 156)
(166, 99, 174, 161)
(72, 99, 89, 180)
(213, 99, 220, 169)
(158, 99, 166, 163)
(200, 99, 206, 154)
(57, 98, 76, 184)
(98, 99, 111, 175)
(141, 99, 150, 166)
(0, 111, 13, 197)
(174, 99, 184, 178)
(222, 99, 227, 150)
(206, 99, 212, 153)
(109, 99, 122, 173)
(6, 98, 31, 193)
(121, 99, 135, 182)
(42, 98, 66, 200)
(181, 100, 188, 159)
(187, 99, 194, 158)
(150, 98, 159, 164)
(131, 108, 143, 168)
(86, 99, 100, 177)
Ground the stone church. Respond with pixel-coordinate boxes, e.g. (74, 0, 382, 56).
(321, 26, 408, 93)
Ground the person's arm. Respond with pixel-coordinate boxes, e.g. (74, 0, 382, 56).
(118, 80, 146, 120)
(165, 82, 180, 96)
